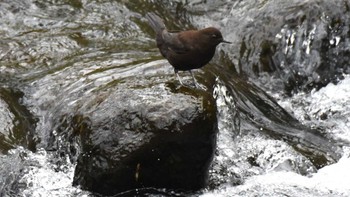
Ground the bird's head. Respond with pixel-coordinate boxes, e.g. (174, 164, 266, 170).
(200, 27, 231, 46)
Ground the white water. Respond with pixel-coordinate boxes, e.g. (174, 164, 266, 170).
(278, 75, 350, 143)
(2, 147, 87, 197)
(204, 75, 350, 196)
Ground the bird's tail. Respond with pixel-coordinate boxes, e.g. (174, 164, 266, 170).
(145, 12, 166, 34)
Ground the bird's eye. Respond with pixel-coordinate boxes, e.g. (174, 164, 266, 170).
(212, 34, 218, 38)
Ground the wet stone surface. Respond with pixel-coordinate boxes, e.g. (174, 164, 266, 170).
(71, 76, 217, 195)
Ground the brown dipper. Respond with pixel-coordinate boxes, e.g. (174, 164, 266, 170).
(145, 12, 231, 88)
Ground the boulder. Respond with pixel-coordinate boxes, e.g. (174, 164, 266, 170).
(72, 76, 217, 195)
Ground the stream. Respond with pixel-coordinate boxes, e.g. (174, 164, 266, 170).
(1, 0, 350, 196)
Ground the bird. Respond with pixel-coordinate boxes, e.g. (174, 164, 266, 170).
(145, 12, 231, 88)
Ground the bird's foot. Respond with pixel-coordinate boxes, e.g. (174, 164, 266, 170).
(192, 81, 207, 90)
(174, 70, 207, 90)
(189, 70, 207, 90)
(175, 72, 185, 86)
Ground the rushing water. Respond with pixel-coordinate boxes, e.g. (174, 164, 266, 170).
(1, 0, 350, 196)
(206, 75, 350, 196)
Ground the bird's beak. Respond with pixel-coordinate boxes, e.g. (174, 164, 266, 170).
(221, 40, 232, 44)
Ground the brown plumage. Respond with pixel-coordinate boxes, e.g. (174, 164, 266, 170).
(145, 12, 231, 87)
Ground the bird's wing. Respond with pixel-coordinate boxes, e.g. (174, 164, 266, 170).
(162, 32, 190, 54)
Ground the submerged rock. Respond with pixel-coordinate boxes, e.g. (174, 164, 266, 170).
(72, 76, 217, 195)
(0, 88, 37, 153)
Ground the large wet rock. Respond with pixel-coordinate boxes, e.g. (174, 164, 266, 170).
(72, 76, 217, 195)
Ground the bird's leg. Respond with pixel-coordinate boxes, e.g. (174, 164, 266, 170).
(189, 70, 200, 88)
(174, 69, 184, 85)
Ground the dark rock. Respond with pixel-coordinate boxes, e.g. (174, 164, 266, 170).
(72, 76, 217, 195)
(0, 88, 37, 153)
